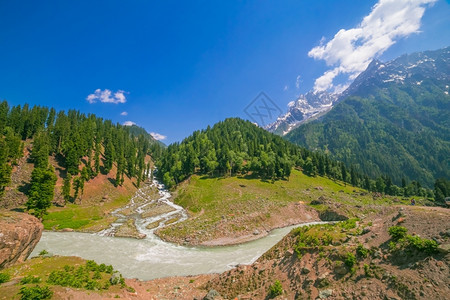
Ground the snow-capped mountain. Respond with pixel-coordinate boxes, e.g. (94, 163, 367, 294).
(265, 90, 340, 135)
(343, 47, 450, 97)
(267, 46, 450, 136)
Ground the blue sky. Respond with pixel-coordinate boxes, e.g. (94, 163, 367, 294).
(1, 0, 449, 143)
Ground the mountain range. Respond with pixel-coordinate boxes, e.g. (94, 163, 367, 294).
(276, 46, 450, 187)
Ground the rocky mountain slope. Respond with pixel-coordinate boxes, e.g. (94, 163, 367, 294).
(265, 91, 340, 135)
(207, 204, 450, 300)
(285, 47, 450, 186)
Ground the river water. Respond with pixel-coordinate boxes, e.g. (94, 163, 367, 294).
(31, 172, 324, 280)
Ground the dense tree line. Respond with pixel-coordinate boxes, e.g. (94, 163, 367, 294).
(0, 101, 162, 215)
(156, 118, 434, 198)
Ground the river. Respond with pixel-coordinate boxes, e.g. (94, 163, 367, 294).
(31, 172, 324, 280)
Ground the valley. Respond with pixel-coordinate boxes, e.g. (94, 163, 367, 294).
(0, 47, 448, 299)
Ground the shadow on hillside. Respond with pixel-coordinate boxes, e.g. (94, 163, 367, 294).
(107, 177, 117, 186)
(18, 180, 31, 195)
(10, 207, 26, 213)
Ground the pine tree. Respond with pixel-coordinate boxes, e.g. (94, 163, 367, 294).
(31, 132, 50, 168)
(26, 166, 57, 219)
(350, 166, 358, 186)
(103, 136, 115, 174)
(341, 164, 348, 185)
(0, 139, 12, 195)
(73, 177, 85, 200)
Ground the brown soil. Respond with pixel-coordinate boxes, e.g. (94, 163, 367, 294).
(1, 142, 33, 208)
(205, 205, 450, 300)
(46, 274, 218, 300)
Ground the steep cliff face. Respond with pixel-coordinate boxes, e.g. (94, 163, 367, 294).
(0, 211, 43, 269)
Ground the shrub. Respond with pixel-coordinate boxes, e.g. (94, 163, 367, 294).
(18, 285, 53, 300)
(47, 261, 118, 290)
(389, 241, 398, 251)
(86, 260, 98, 271)
(20, 275, 41, 285)
(356, 244, 369, 258)
(98, 263, 107, 272)
(363, 264, 372, 277)
(92, 270, 102, 280)
(105, 265, 114, 274)
(38, 250, 48, 256)
(268, 280, 283, 298)
(322, 232, 333, 246)
(345, 252, 356, 268)
(406, 235, 438, 254)
(388, 226, 408, 242)
(339, 218, 358, 230)
(0, 272, 10, 284)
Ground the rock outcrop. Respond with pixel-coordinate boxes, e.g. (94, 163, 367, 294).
(0, 211, 43, 269)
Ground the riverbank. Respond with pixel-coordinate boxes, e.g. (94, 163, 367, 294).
(48, 169, 417, 247)
(155, 170, 407, 246)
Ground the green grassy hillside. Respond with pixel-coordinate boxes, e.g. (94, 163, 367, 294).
(157, 170, 412, 245)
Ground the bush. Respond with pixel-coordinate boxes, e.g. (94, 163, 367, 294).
(47, 261, 118, 290)
(19, 285, 53, 300)
(356, 244, 369, 258)
(345, 252, 356, 268)
(92, 270, 102, 280)
(363, 264, 372, 277)
(20, 275, 41, 284)
(388, 225, 439, 255)
(0, 272, 10, 284)
(268, 280, 283, 298)
(406, 235, 438, 254)
(388, 226, 408, 241)
(339, 218, 359, 230)
(38, 250, 48, 256)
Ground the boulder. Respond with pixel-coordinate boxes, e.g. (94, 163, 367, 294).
(0, 211, 43, 269)
(437, 243, 450, 254)
(315, 273, 330, 288)
(319, 289, 333, 299)
(319, 210, 348, 221)
(203, 289, 220, 300)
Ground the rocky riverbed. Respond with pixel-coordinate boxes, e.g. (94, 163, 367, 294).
(97, 174, 188, 240)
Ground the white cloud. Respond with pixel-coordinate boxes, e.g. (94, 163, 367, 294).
(308, 0, 436, 92)
(283, 85, 289, 91)
(86, 89, 128, 104)
(295, 75, 301, 89)
(120, 111, 128, 116)
(123, 121, 136, 126)
(150, 132, 167, 141)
